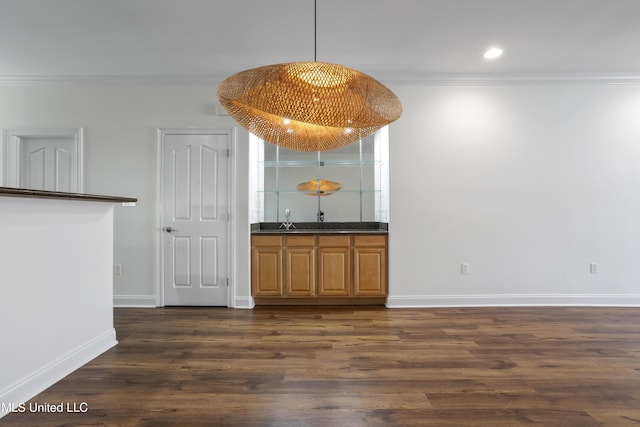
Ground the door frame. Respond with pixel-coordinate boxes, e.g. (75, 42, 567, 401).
(156, 127, 237, 307)
(1, 127, 84, 191)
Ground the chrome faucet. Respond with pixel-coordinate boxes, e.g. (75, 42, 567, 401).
(317, 210, 324, 223)
(280, 208, 296, 230)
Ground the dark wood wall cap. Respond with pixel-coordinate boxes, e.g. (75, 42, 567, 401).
(0, 186, 137, 204)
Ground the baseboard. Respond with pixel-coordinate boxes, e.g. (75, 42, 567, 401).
(113, 295, 157, 308)
(0, 329, 117, 419)
(113, 295, 255, 309)
(234, 296, 255, 309)
(386, 294, 640, 308)
(114, 294, 253, 309)
(113, 293, 640, 309)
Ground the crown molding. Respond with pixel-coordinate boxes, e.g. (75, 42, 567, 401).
(381, 72, 640, 86)
(2, 72, 640, 87)
(0, 74, 225, 87)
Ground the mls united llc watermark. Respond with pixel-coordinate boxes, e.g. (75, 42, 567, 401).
(2, 401, 89, 414)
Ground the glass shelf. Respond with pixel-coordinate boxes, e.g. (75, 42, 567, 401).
(259, 160, 381, 167)
(258, 189, 382, 194)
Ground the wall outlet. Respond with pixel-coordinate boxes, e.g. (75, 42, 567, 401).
(114, 264, 122, 276)
(461, 263, 469, 275)
(590, 263, 598, 274)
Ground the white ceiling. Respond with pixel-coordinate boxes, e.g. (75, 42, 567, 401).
(1, 0, 640, 83)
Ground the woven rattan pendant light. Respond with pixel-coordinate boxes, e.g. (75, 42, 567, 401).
(217, 1, 402, 152)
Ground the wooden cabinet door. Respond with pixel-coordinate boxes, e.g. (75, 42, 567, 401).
(318, 236, 351, 296)
(251, 236, 283, 296)
(353, 235, 388, 296)
(285, 236, 316, 296)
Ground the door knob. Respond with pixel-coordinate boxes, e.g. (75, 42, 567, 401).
(163, 226, 178, 233)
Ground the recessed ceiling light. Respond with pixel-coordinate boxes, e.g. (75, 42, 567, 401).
(483, 47, 503, 59)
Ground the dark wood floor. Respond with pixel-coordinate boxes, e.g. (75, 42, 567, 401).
(3, 306, 640, 426)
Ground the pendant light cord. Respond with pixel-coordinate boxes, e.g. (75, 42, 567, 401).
(314, 0, 317, 62)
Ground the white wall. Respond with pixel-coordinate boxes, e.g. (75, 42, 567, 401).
(0, 85, 250, 308)
(388, 83, 640, 306)
(0, 197, 118, 418)
(1, 81, 639, 307)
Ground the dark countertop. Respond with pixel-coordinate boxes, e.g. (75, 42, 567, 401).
(0, 187, 138, 204)
(251, 222, 388, 235)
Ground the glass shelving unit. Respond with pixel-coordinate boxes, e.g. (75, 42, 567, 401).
(249, 127, 390, 224)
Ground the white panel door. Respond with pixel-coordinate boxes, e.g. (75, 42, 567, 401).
(19, 137, 77, 192)
(163, 133, 229, 306)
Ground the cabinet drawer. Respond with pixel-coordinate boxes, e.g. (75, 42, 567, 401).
(318, 235, 351, 247)
(285, 235, 316, 247)
(353, 235, 387, 247)
(252, 235, 283, 247)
